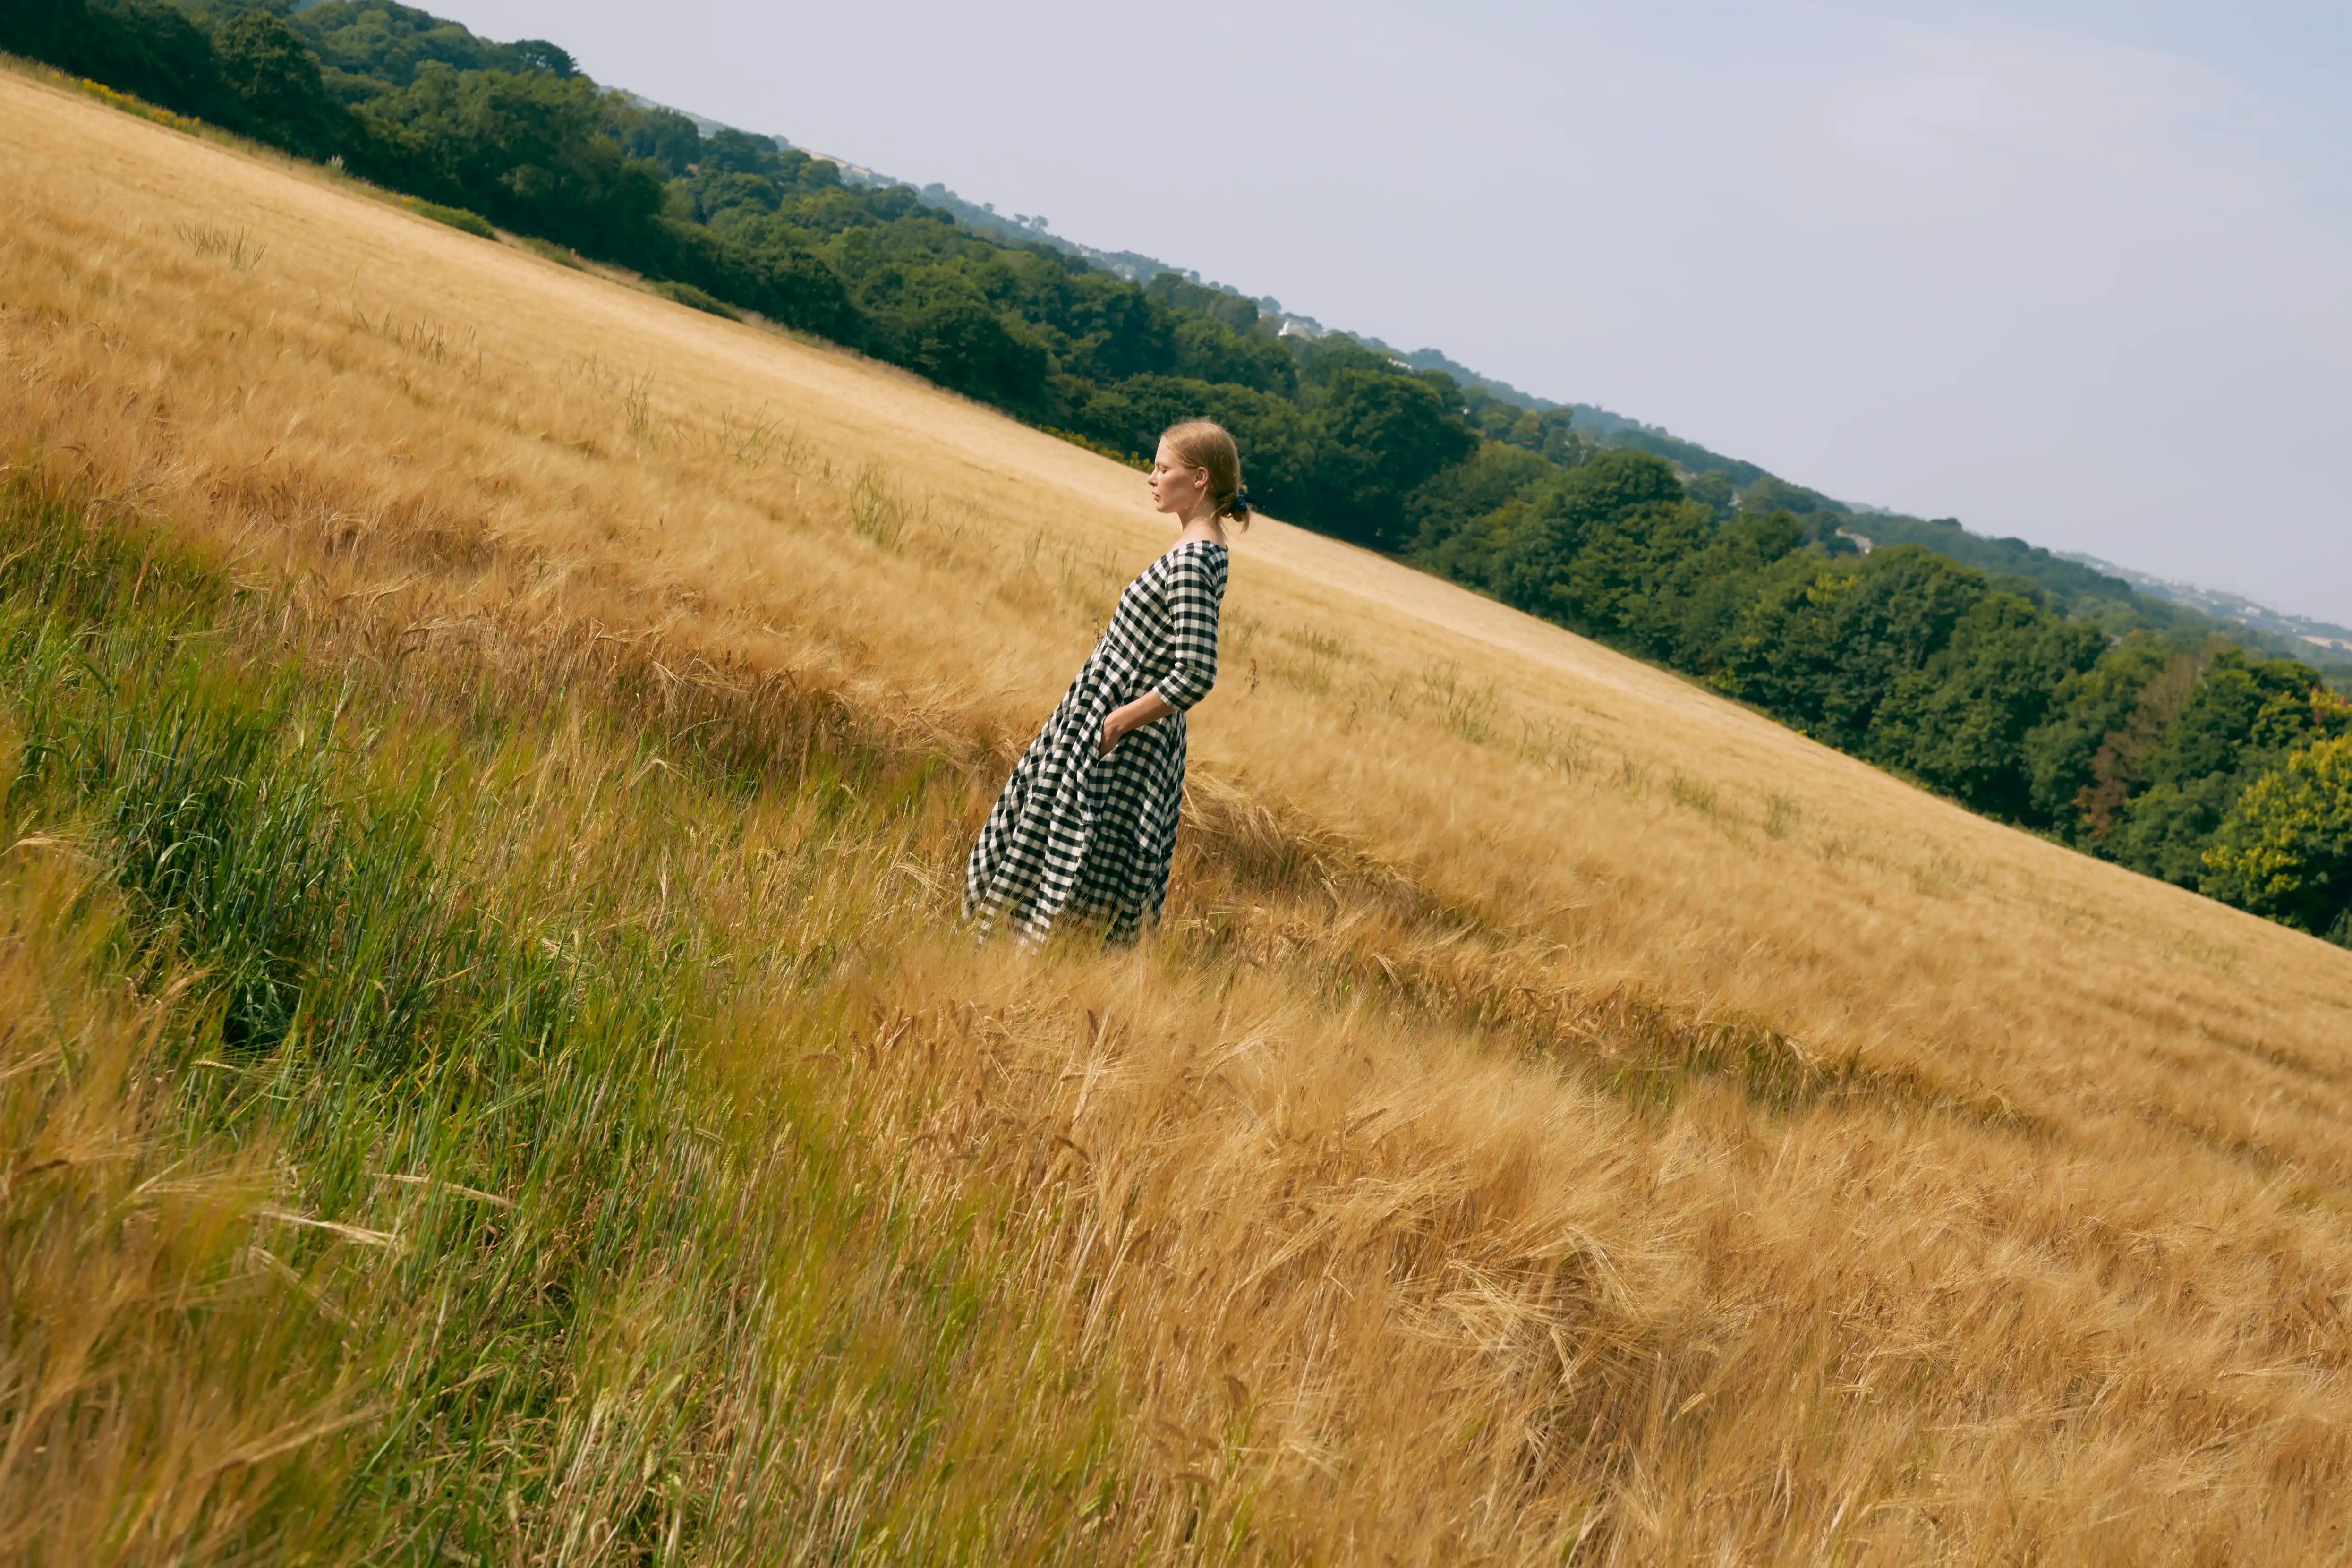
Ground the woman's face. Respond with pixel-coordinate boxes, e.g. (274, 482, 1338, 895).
(1148, 442, 1207, 517)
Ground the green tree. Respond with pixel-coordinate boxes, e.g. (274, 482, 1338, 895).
(293, 0, 570, 91)
(682, 170, 781, 223)
(1404, 442, 1553, 557)
(357, 64, 665, 260)
(2108, 650, 2337, 886)
(1167, 313, 1295, 397)
(1685, 470, 1736, 522)
(2022, 637, 2196, 841)
(617, 104, 700, 175)
(1555, 498, 1715, 654)
(649, 220, 865, 343)
(1713, 546, 1987, 748)
(2, 0, 238, 128)
(1456, 389, 1584, 464)
(1074, 375, 1311, 508)
(1143, 271, 1262, 332)
(1468, 450, 1686, 614)
(886, 298, 1051, 412)
(1864, 591, 2103, 820)
(2201, 733, 2352, 942)
(212, 9, 356, 159)
(1707, 559, 1861, 733)
(1042, 274, 1179, 387)
(1671, 511, 1806, 669)
(1740, 475, 1825, 517)
(1304, 369, 1477, 549)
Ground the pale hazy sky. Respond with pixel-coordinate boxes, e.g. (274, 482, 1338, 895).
(432, 0, 2352, 625)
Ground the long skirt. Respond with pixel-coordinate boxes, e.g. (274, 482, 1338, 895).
(963, 663, 1187, 945)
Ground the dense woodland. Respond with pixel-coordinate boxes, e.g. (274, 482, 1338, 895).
(8, 0, 2349, 945)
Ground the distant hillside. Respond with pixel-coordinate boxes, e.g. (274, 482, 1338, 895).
(612, 88, 2348, 679)
(2058, 550, 2352, 657)
(821, 151, 2352, 676)
(1832, 512, 2136, 604)
(798, 141, 1280, 304)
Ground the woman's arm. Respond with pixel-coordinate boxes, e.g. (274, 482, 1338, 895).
(1102, 554, 1222, 754)
(1101, 690, 1175, 753)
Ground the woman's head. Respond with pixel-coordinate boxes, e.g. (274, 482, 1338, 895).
(1150, 419, 1249, 529)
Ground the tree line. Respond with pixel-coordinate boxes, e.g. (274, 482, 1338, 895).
(7, 0, 2347, 944)
(1408, 448, 2351, 939)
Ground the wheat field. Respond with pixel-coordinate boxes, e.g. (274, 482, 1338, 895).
(7, 62, 2352, 1565)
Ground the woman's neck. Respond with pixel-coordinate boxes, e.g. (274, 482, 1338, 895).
(1176, 502, 1226, 547)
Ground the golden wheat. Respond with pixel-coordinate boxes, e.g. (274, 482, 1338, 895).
(10, 60, 2352, 1563)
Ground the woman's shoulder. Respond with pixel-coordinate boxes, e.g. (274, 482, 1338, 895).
(1160, 538, 1231, 575)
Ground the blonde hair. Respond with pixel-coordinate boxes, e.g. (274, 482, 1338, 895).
(1159, 419, 1250, 529)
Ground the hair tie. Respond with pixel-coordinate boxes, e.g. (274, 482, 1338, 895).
(1227, 486, 1251, 517)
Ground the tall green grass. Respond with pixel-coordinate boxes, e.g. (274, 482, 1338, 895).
(0, 481, 1140, 1564)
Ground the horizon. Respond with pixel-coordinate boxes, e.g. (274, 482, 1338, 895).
(427, 0, 2352, 628)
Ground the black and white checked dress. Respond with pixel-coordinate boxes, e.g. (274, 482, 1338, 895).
(964, 538, 1229, 944)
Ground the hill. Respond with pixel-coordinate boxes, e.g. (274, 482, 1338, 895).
(9, 62, 2352, 1564)
(10, 0, 2352, 927)
(2059, 549, 2352, 656)
(17, 0, 2321, 667)
(892, 195, 2350, 673)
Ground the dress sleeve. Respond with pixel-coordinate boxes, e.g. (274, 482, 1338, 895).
(1150, 551, 1223, 712)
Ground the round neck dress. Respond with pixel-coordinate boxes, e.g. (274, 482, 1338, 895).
(964, 537, 1230, 943)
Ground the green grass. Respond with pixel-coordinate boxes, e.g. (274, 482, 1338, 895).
(519, 235, 584, 269)
(401, 197, 498, 241)
(0, 480, 1141, 1564)
(652, 280, 741, 320)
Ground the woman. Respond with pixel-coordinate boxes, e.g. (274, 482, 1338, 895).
(963, 419, 1244, 944)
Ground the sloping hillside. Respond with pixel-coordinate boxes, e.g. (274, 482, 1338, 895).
(9, 67, 2352, 1565)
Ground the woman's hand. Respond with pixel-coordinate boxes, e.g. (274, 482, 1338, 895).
(1100, 692, 1176, 756)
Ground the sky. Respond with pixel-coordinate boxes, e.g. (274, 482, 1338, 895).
(431, 0, 2352, 626)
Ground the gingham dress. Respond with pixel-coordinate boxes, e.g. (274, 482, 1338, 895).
(964, 538, 1229, 943)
